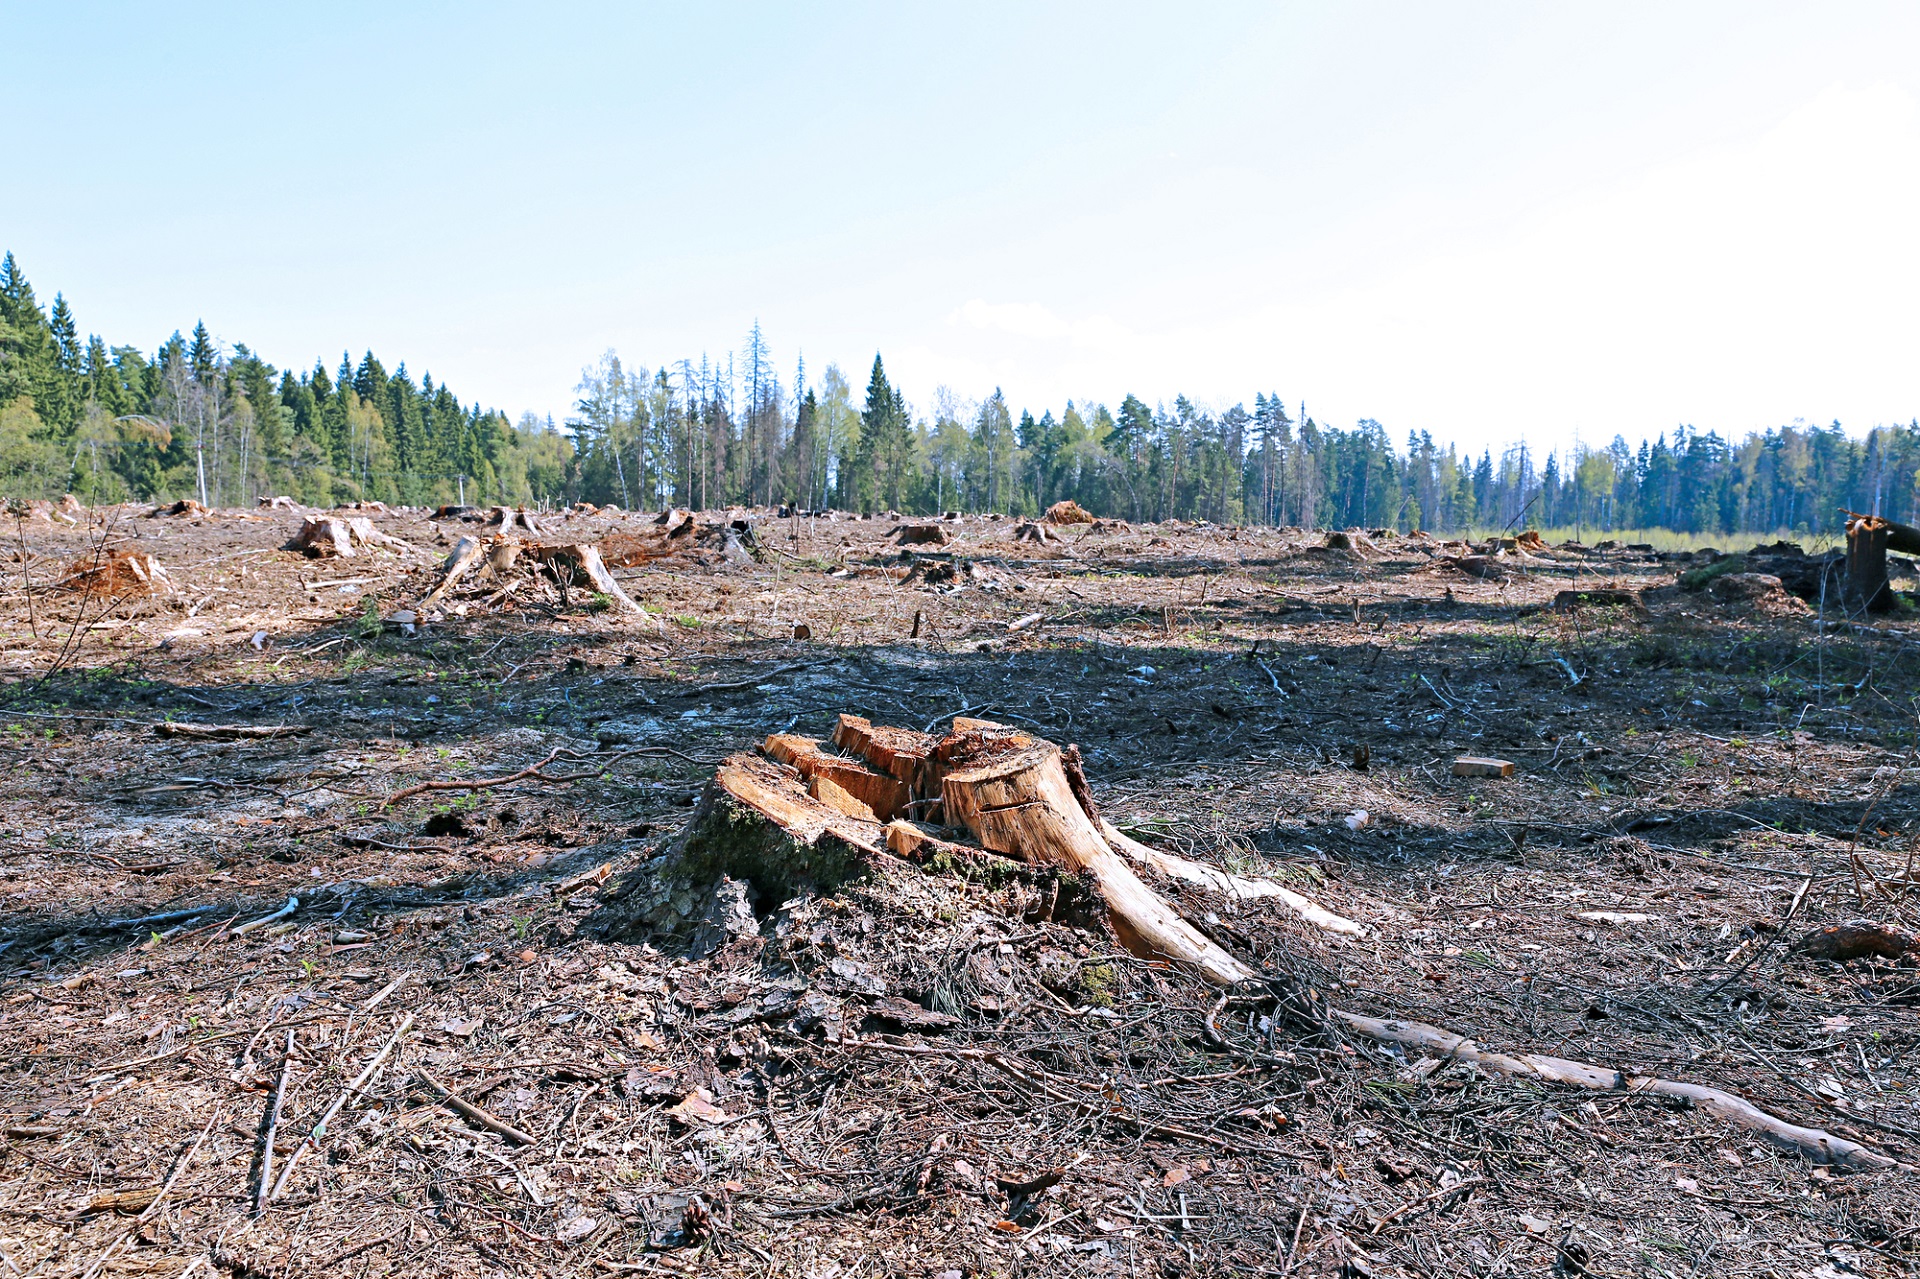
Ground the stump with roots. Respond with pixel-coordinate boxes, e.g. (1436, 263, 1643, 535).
(285, 515, 412, 558)
(420, 533, 650, 617)
(588, 713, 1903, 1172)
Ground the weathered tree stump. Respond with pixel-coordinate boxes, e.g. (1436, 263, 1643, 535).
(286, 515, 410, 558)
(1847, 513, 1894, 612)
(584, 713, 1900, 1171)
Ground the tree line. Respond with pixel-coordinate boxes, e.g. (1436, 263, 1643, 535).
(3, 252, 1914, 536)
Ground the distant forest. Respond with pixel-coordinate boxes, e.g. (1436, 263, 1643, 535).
(3, 252, 1915, 537)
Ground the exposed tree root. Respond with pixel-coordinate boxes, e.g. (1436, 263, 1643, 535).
(1331, 1009, 1902, 1171)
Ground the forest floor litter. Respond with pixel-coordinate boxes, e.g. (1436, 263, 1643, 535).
(1, 500, 1918, 1277)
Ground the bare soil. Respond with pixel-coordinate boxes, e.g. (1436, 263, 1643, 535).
(2, 504, 1918, 1278)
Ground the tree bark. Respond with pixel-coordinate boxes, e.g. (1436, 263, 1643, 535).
(1847, 514, 1894, 612)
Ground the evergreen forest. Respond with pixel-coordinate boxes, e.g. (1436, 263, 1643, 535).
(3, 252, 1914, 537)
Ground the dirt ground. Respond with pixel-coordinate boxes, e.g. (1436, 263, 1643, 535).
(2, 502, 1918, 1279)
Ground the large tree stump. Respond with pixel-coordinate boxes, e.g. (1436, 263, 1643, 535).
(529, 542, 646, 614)
(585, 712, 1900, 1171)
(286, 515, 411, 558)
(594, 715, 1332, 981)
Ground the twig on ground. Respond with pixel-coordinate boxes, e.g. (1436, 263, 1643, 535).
(255, 1029, 295, 1215)
(419, 1070, 535, 1145)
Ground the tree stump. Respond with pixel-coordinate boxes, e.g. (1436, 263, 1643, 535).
(591, 714, 1323, 983)
(286, 515, 410, 558)
(1847, 514, 1893, 613)
(583, 712, 1899, 1170)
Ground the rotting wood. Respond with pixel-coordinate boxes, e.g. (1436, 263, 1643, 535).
(1794, 920, 1918, 963)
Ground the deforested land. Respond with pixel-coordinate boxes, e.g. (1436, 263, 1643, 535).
(1, 498, 1918, 1279)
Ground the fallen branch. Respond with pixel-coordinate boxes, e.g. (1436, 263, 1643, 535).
(419, 1070, 535, 1145)
(229, 897, 298, 936)
(269, 1014, 415, 1201)
(153, 722, 310, 741)
(255, 1029, 295, 1215)
(1099, 819, 1364, 936)
(1330, 1009, 1902, 1171)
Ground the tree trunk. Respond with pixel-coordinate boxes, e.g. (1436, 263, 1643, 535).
(1847, 514, 1894, 612)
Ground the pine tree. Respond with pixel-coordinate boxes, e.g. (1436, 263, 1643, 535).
(855, 354, 893, 513)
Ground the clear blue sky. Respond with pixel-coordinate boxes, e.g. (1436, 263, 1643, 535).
(8, 2, 1919, 451)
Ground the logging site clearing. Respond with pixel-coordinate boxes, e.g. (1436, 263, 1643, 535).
(2, 498, 1920, 1279)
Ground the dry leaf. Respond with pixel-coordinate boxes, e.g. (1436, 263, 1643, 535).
(666, 1090, 728, 1125)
